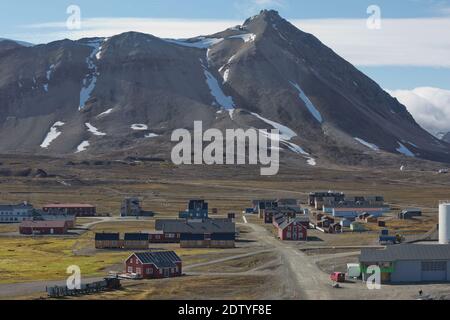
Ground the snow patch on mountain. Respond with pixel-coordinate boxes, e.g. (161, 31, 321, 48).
(290, 81, 323, 123)
(307, 158, 317, 166)
(96, 108, 114, 118)
(228, 33, 256, 43)
(40, 121, 65, 148)
(85, 123, 106, 136)
(251, 112, 316, 165)
(46, 64, 55, 81)
(201, 61, 235, 110)
(79, 39, 104, 110)
(165, 37, 223, 49)
(397, 142, 415, 157)
(95, 38, 108, 60)
(131, 124, 148, 131)
(76, 141, 90, 153)
(251, 112, 297, 141)
(222, 69, 230, 83)
(354, 138, 380, 151)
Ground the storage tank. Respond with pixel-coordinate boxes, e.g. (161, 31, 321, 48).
(439, 201, 450, 244)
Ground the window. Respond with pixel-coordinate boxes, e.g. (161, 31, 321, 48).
(422, 261, 447, 272)
(127, 266, 133, 273)
(146, 268, 153, 274)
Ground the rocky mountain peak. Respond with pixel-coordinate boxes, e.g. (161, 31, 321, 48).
(0, 12, 449, 165)
(243, 9, 286, 30)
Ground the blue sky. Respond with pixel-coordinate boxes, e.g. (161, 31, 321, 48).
(1, 0, 450, 90)
(1, 0, 449, 23)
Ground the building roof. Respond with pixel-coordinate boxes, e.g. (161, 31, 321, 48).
(124, 233, 149, 241)
(133, 251, 181, 268)
(278, 216, 310, 229)
(20, 220, 67, 228)
(44, 204, 95, 208)
(36, 215, 76, 222)
(155, 219, 235, 234)
(266, 207, 301, 214)
(0, 203, 33, 211)
(360, 244, 450, 263)
(310, 192, 344, 197)
(402, 208, 422, 213)
(95, 233, 120, 241)
(277, 199, 298, 206)
(333, 207, 388, 212)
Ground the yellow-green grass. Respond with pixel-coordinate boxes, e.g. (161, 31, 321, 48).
(0, 237, 127, 284)
(0, 224, 18, 234)
(0, 232, 237, 285)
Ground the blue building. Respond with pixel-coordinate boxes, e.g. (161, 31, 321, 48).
(0, 203, 34, 223)
(179, 200, 209, 219)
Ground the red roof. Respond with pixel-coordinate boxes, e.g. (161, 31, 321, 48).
(43, 204, 95, 208)
(20, 220, 67, 228)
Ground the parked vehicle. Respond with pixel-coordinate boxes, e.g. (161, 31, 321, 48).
(347, 263, 361, 278)
(330, 272, 346, 283)
(118, 273, 142, 280)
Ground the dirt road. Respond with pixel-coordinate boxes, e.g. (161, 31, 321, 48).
(242, 222, 334, 299)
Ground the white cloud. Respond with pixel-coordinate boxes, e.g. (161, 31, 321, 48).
(387, 87, 450, 136)
(17, 18, 240, 43)
(293, 18, 450, 67)
(7, 17, 450, 68)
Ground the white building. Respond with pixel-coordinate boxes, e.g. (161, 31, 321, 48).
(0, 203, 34, 223)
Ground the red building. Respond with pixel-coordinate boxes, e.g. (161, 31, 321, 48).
(43, 204, 96, 217)
(148, 231, 180, 243)
(125, 251, 182, 279)
(277, 217, 309, 241)
(19, 220, 69, 235)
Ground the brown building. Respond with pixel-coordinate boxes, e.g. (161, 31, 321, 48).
(124, 233, 149, 250)
(19, 220, 69, 235)
(95, 233, 121, 249)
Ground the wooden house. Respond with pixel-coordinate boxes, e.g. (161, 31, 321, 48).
(95, 233, 121, 249)
(124, 233, 149, 250)
(125, 251, 182, 279)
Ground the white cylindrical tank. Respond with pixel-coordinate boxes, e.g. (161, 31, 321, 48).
(439, 201, 450, 244)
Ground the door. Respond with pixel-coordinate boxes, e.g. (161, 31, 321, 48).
(292, 227, 297, 240)
(163, 269, 170, 278)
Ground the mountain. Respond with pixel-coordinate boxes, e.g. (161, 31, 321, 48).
(0, 10, 449, 166)
(0, 38, 34, 49)
(443, 133, 450, 143)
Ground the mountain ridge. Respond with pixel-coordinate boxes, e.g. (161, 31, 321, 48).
(0, 10, 449, 166)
